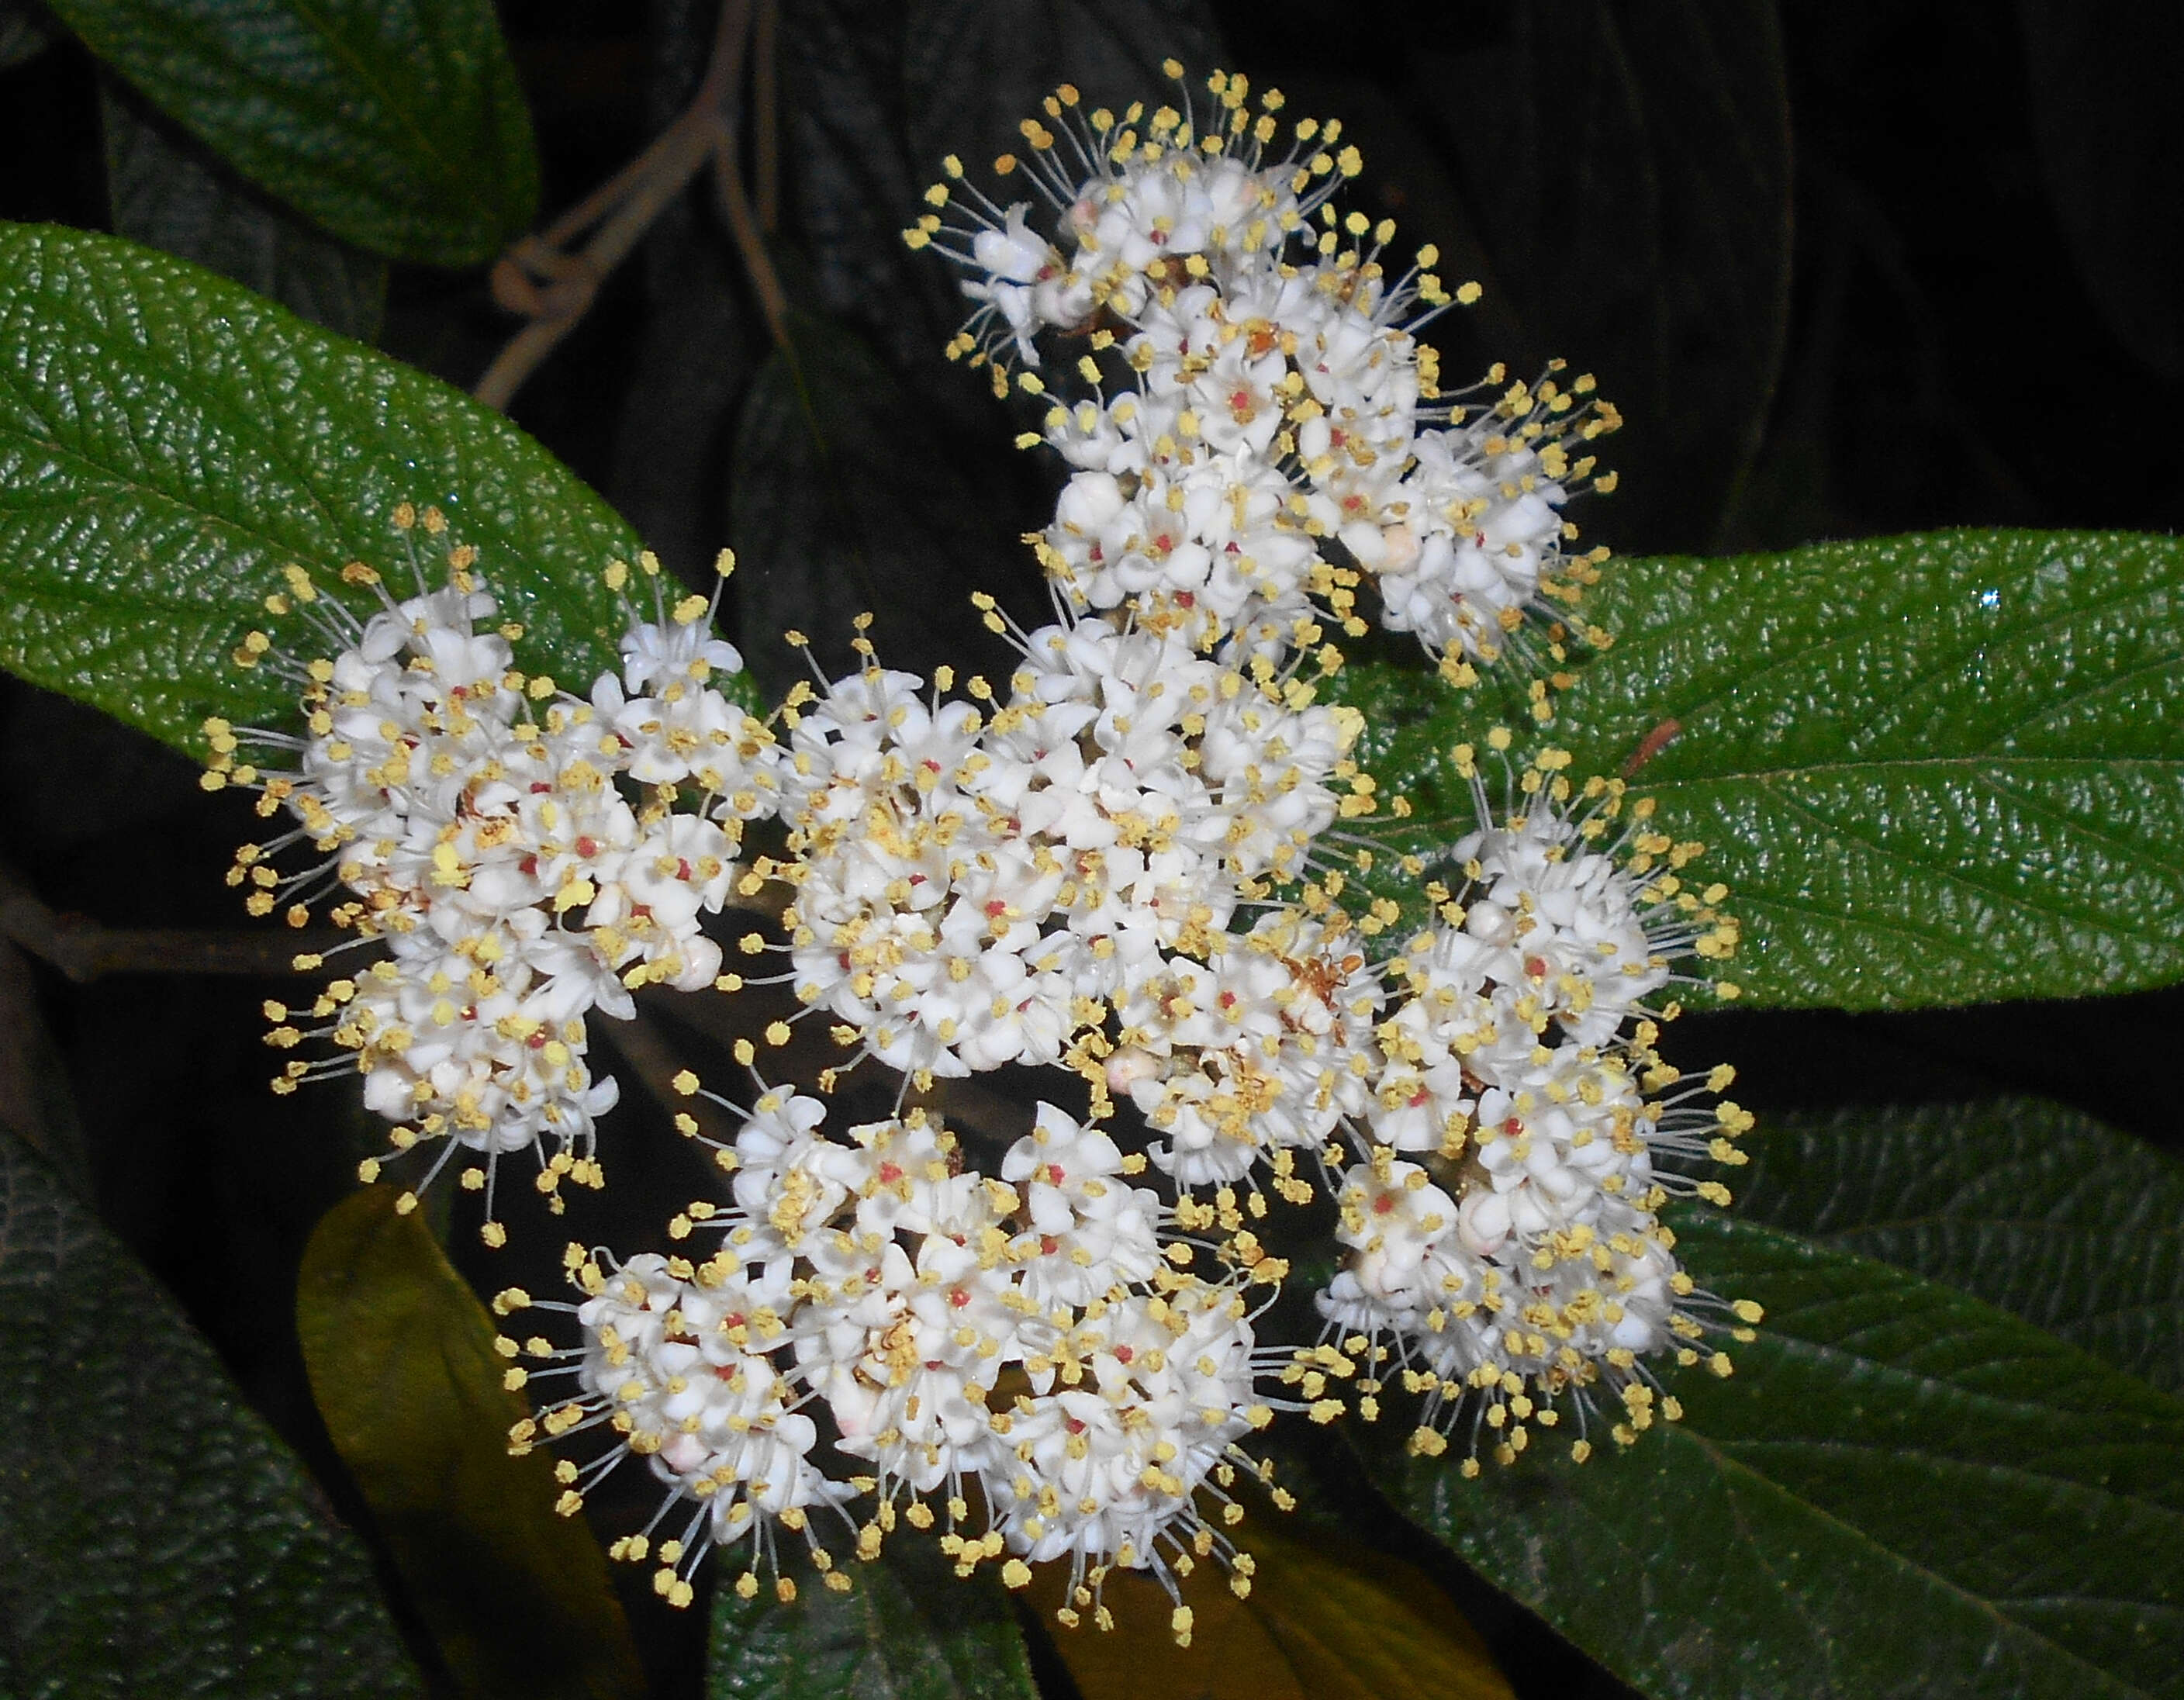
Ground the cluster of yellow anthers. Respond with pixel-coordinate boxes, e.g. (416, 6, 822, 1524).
(203, 66, 1761, 1647)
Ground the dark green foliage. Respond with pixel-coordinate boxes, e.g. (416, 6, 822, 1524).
(1381, 1212, 2184, 1700)
(0, 1131, 423, 1699)
(0, 224, 646, 755)
(709, 1543, 1038, 1700)
(44, 0, 535, 263)
(1728, 1099, 2184, 1393)
(1346, 531, 2184, 1009)
(100, 79, 386, 341)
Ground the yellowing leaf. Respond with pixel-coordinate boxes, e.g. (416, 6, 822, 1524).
(296, 1187, 646, 1700)
(1028, 1513, 1511, 1700)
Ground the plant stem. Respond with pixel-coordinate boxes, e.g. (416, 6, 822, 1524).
(472, 0, 757, 411)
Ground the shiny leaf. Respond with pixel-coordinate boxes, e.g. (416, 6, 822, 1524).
(1381, 1211, 2184, 1700)
(1030, 1512, 1512, 1700)
(1350, 530, 2184, 1008)
(296, 1187, 647, 1700)
(710, 1540, 1037, 1700)
(101, 79, 386, 340)
(1729, 1097, 2184, 1394)
(1336, 650, 1529, 937)
(0, 1129, 421, 1698)
(0, 223, 653, 757)
(44, 0, 535, 264)
(1558, 530, 2184, 1006)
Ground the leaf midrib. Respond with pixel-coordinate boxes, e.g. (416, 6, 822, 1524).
(1721, 776, 2184, 950)
(278, 0, 487, 219)
(1712, 1432, 2184, 1528)
(1641, 752, 2184, 787)
(71, 0, 493, 236)
(1572, 554, 2176, 788)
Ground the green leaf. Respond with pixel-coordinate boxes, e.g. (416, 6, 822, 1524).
(710, 1540, 1038, 1700)
(1559, 530, 2184, 1007)
(1380, 1211, 2184, 1700)
(0, 1129, 422, 1698)
(1349, 530, 2184, 1008)
(0, 223, 654, 758)
(102, 79, 386, 341)
(1335, 651, 1531, 935)
(44, 0, 535, 264)
(296, 1187, 648, 1700)
(1727, 1097, 2184, 1394)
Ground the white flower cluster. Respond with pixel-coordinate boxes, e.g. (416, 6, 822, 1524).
(205, 520, 780, 1234)
(1316, 741, 1753, 1467)
(767, 614, 1367, 1107)
(906, 62, 1622, 676)
(208, 64, 1760, 1646)
(503, 1097, 1293, 1630)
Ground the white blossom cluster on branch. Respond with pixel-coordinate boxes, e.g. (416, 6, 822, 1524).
(205, 525, 779, 1235)
(904, 61, 1621, 684)
(205, 64, 1757, 1643)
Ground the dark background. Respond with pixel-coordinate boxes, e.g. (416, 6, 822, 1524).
(2, 2, 2179, 1695)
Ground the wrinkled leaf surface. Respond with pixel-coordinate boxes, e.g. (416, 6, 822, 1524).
(0, 224, 648, 755)
(1382, 1211, 2184, 1700)
(1352, 530, 2184, 1008)
(0, 1130, 421, 1698)
(101, 80, 385, 341)
(45, 0, 536, 263)
(1730, 1097, 2184, 1393)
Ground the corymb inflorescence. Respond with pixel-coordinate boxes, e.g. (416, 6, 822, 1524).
(907, 60, 1621, 686)
(206, 64, 1758, 1645)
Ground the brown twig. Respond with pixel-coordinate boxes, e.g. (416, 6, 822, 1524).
(710, 127, 792, 350)
(754, 0, 781, 234)
(473, 0, 758, 410)
(0, 863, 344, 982)
(0, 935, 94, 1197)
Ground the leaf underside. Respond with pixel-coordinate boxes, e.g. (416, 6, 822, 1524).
(295, 1187, 647, 1700)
